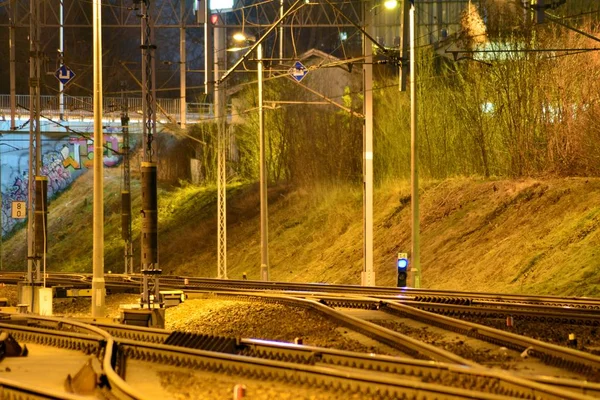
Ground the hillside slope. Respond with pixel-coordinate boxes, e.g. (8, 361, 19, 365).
(4, 170, 599, 297)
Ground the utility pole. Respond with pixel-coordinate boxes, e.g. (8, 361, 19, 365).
(26, 0, 44, 308)
(59, 0, 65, 120)
(215, 16, 228, 280)
(180, 0, 187, 129)
(279, 0, 284, 61)
(121, 82, 133, 275)
(9, 4, 16, 131)
(139, 0, 161, 309)
(409, 0, 420, 288)
(362, 0, 375, 286)
(91, 0, 106, 317)
(258, 42, 269, 282)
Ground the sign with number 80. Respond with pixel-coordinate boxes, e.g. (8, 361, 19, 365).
(11, 201, 26, 219)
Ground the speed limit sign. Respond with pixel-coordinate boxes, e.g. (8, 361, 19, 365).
(11, 201, 26, 219)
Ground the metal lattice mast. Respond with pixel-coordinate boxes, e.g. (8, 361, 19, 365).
(215, 18, 228, 280)
(217, 124, 227, 279)
(26, 0, 42, 287)
(121, 83, 134, 275)
(139, 0, 161, 308)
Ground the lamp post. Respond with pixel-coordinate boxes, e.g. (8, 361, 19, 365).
(257, 42, 269, 281)
(233, 33, 269, 281)
(385, 0, 420, 288)
(409, 0, 420, 288)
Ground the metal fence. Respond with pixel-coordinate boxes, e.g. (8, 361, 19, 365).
(0, 94, 217, 122)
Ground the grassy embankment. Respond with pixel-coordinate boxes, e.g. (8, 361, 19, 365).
(4, 168, 600, 297)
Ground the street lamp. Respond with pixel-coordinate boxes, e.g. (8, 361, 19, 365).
(234, 33, 269, 281)
(384, 0, 420, 288)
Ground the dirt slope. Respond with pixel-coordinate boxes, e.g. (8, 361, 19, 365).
(4, 170, 599, 297)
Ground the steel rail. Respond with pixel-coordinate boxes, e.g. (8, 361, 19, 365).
(116, 337, 513, 400)
(311, 294, 600, 325)
(309, 296, 600, 395)
(89, 309, 600, 399)
(162, 276, 600, 309)
(2, 272, 599, 322)
(2, 272, 599, 309)
(0, 377, 90, 400)
(238, 339, 599, 399)
(0, 311, 485, 398)
(91, 321, 595, 400)
(183, 290, 478, 366)
(399, 299, 600, 324)
(0, 314, 146, 400)
(380, 300, 600, 378)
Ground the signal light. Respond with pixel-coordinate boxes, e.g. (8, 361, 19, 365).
(397, 252, 408, 287)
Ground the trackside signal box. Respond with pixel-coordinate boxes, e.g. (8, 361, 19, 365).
(397, 253, 408, 287)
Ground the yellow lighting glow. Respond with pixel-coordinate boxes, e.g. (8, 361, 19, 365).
(384, 0, 398, 9)
(233, 32, 248, 42)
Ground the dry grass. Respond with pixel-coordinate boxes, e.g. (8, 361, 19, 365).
(4, 171, 600, 297)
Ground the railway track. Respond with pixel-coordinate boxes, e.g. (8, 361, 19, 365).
(0, 272, 598, 398)
(2, 271, 599, 310)
(0, 313, 572, 400)
(178, 290, 600, 388)
(92, 320, 597, 400)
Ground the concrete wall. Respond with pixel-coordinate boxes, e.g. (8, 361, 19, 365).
(0, 132, 125, 237)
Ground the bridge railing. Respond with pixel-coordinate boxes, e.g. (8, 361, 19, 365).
(0, 95, 220, 123)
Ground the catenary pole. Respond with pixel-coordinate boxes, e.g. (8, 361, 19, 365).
(409, 0, 420, 288)
(92, 0, 106, 317)
(258, 42, 269, 281)
(362, 0, 374, 286)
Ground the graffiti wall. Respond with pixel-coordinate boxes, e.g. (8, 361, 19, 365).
(0, 133, 124, 237)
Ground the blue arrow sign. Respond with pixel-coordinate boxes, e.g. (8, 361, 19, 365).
(289, 61, 308, 82)
(55, 65, 76, 85)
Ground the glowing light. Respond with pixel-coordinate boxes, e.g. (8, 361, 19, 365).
(209, 0, 234, 10)
(233, 32, 247, 42)
(384, 0, 398, 10)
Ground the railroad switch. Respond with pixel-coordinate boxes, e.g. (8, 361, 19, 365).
(568, 333, 578, 348)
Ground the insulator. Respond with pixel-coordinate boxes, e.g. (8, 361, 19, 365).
(121, 191, 131, 240)
(141, 162, 158, 267)
(34, 176, 48, 257)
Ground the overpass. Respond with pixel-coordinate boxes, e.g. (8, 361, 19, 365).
(0, 94, 231, 239)
(0, 94, 223, 134)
